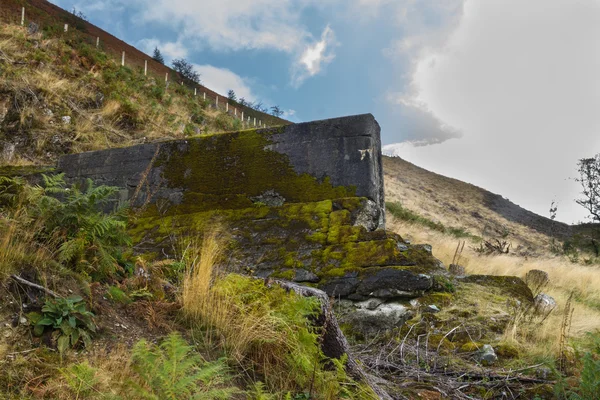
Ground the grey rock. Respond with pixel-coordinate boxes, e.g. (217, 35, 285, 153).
(413, 244, 432, 254)
(356, 269, 433, 299)
(320, 277, 360, 298)
(397, 243, 409, 252)
(423, 304, 440, 313)
(478, 344, 497, 365)
(344, 302, 412, 336)
(534, 293, 556, 315)
(254, 269, 273, 279)
(251, 189, 286, 207)
(355, 298, 385, 310)
(1, 143, 16, 162)
(449, 264, 465, 275)
(354, 199, 380, 231)
(27, 22, 39, 35)
(61, 115, 71, 124)
(294, 269, 319, 283)
(526, 269, 549, 289)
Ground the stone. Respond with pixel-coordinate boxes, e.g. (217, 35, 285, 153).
(61, 116, 71, 124)
(27, 22, 39, 35)
(320, 276, 360, 298)
(423, 304, 440, 313)
(534, 293, 556, 315)
(478, 344, 497, 365)
(525, 269, 549, 292)
(294, 269, 319, 283)
(1, 143, 16, 162)
(397, 242, 409, 251)
(356, 269, 433, 299)
(449, 264, 465, 275)
(354, 199, 380, 231)
(344, 302, 412, 336)
(251, 189, 286, 207)
(413, 244, 432, 254)
(355, 298, 385, 310)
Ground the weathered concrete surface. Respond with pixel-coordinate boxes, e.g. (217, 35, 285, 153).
(57, 113, 385, 227)
(57, 113, 450, 301)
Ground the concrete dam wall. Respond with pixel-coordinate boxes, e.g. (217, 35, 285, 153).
(57, 113, 446, 300)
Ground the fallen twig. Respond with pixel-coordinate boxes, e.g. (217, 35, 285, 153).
(10, 274, 58, 298)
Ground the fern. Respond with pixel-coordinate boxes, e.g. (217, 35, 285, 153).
(3, 174, 132, 278)
(130, 332, 238, 400)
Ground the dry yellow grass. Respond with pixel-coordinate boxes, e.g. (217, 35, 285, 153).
(180, 229, 285, 364)
(389, 216, 600, 358)
(383, 156, 572, 252)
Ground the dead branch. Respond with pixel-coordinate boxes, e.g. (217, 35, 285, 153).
(272, 279, 396, 400)
(10, 274, 58, 298)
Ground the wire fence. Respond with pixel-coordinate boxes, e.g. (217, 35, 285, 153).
(1, 1, 289, 129)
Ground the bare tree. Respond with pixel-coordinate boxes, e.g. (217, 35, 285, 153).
(576, 154, 600, 256)
(270, 105, 284, 117)
(576, 154, 600, 223)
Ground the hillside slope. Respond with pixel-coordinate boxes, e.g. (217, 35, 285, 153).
(383, 155, 574, 253)
(0, 24, 285, 166)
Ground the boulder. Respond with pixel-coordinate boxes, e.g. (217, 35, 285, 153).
(355, 268, 433, 299)
(449, 264, 465, 275)
(343, 301, 412, 336)
(293, 269, 319, 283)
(534, 293, 556, 315)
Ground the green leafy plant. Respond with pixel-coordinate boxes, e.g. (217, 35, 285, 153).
(130, 332, 238, 399)
(33, 295, 96, 355)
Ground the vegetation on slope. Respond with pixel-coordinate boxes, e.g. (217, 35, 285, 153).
(0, 174, 374, 399)
(382, 158, 600, 398)
(0, 24, 253, 166)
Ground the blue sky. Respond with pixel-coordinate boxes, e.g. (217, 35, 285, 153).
(51, 0, 600, 224)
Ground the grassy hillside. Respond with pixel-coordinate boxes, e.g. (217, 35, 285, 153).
(383, 155, 600, 372)
(0, 24, 276, 166)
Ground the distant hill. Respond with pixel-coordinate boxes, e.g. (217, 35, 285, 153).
(383, 155, 576, 252)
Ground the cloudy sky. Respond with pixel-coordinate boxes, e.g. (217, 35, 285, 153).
(51, 0, 600, 224)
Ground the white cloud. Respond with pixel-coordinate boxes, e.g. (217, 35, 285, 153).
(385, 0, 600, 224)
(192, 65, 255, 101)
(291, 26, 337, 88)
(137, 0, 306, 53)
(137, 38, 188, 62)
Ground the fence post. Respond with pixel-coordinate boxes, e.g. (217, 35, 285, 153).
(181, 81, 183, 86)
(241, 111, 244, 122)
(96, 37, 100, 48)
(203, 92, 206, 100)
(234, 108, 237, 116)
(226, 103, 229, 112)
(194, 88, 197, 96)
(254, 117, 256, 127)
(121, 51, 125, 67)
(165, 73, 168, 83)
(216, 96, 219, 108)
(64, 24, 69, 32)
(144, 60, 147, 76)
(21, 7, 25, 26)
